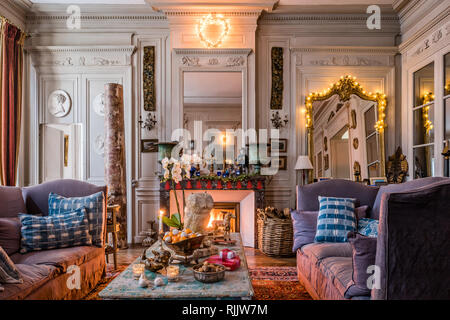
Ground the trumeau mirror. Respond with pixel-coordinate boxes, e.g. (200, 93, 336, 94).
(183, 71, 243, 164)
(305, 76, 387, 182)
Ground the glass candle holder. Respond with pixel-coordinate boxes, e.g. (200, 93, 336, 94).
(166, 265, 180, 282)
(132, 263, 145, 279)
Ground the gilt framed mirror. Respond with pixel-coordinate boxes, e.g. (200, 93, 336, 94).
(305, 75, 387, 182)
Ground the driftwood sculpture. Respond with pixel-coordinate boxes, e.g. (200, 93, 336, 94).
(184, 192, 214, 233)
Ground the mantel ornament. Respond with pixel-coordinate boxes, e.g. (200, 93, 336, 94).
(196, 14, 230, 48)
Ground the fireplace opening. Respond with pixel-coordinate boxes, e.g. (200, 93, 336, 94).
(207, 202, 240, 233)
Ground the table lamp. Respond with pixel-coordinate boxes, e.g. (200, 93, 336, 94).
(295, 155, 313, 185)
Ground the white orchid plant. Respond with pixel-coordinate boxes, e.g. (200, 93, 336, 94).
(161, 154, 203, 217)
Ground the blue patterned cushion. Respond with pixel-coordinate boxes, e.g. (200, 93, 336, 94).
(314, 196, 357, 243)
(19, 208, 92, 253)
(48, 192, 104, 247)
(357, 218, 379, 238)
(0, 246, 22, 284)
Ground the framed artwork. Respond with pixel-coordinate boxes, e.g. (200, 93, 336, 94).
(141, 139, 158, 153)
(369, 177, 388, 186)
(277, 156, 287, 170)
(269, 138, 287, 153)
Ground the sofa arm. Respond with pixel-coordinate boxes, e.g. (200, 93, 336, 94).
(372, 180, 450, 300)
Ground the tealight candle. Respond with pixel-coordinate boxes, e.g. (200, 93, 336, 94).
(132, 263, 145, 279)
(159, 210, 164, 235)
(166, 265, 180, 282)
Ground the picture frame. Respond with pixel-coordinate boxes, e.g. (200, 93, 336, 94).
(369, 177, 388, 186)
(269, 138, 287, 153)
(277, 156, 287, 170)
(141, 139, 158, 153)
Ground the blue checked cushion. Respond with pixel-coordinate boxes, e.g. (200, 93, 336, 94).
(48, 191, 104, 247)
(314, 196, 357, 243)
(357, 218, 379, 238)
(0, 246, 22, 284)
(19, 208, 92, 253)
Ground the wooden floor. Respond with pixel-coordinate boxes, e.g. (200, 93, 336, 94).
(111, 244, 296, 269)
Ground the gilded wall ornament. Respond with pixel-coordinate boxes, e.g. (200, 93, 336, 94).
(143, 46, 156, 111)
(351, 109, 357, 129)
(270, 47, 283, 110)
(323, 137, 328, 152)
(353, 161, 361, 182)
(386, 147, 408, 184)
(353, 138, 359, 149)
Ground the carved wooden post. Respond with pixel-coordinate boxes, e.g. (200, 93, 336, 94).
(104, 83, 127, 248)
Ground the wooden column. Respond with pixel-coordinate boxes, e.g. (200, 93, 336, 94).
(104, 83, 127, 248)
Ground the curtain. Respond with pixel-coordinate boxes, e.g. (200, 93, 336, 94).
(0, 19, 25, 186)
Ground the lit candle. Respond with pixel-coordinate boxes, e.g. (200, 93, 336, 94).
(132, 263, 145, 279)
(159, 210, 164, 235)
(166, 265, 180, 282)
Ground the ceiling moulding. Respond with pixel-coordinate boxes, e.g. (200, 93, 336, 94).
(290, 47, 398, 54)
(258, 12, 400, 25)
(25, 45, 137, 67)
(146, 0, 278, 13)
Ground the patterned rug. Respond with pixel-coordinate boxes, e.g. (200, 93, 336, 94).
(84, 265, 312, 300)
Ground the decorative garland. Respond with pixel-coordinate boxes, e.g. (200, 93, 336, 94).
(160, 173, 261, 183)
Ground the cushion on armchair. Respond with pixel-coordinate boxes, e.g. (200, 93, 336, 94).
(0, 218, 21, 255)
(314, 196, 357, 243)
(345, 232, 377, 298)
(357, 218, 379, 238)
(291, 210, 318, 252)
(19, 208, 92, 253)
(48, 191, 105, 247)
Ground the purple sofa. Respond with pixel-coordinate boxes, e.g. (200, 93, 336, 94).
(0, 179, 107, 300)
(294, 177, 450, 300)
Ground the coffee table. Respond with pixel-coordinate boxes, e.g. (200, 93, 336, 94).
(99, 233, 254, 300)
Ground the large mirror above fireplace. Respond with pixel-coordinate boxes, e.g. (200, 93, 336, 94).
(306, 76, 387, 182)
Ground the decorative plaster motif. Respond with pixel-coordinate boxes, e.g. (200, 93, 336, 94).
(309, 55, 383, 66)
(270, 47, 283, 110)
(208, 58, 219, 65)
(226, 56, 245, 67)
(93, 93, 105, 117)
(182, 56, 200, 66)
(143, 46, 156, 111)
(412, 27, 446, 58)
(94, 134, 105, 156)
(47, 90, 71, 118)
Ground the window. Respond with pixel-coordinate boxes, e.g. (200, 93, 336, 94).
(412, 62, 435, 178)
(364, 105, 381, 178)
(444, 53, 450, 176)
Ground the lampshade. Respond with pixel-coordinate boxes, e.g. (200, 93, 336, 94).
(294, 155, 313, 170)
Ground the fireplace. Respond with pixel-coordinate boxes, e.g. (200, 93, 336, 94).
(208, 202, 240, 233)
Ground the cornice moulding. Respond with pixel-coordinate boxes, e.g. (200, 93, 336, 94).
(173, 48, 252, 55)
(25, 45, 136, 54)
(259, 13, 399, 24)
(290, 46, 398, 55)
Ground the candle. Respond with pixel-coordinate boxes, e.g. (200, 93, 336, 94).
(132, 263, 145, 279)
(166, 265, 180, 282)
(159, 210, 164, 235)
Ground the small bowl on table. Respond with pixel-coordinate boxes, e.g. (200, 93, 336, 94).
(192, 263, 226, 283)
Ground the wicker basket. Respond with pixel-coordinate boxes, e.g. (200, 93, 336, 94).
(257, 212, 294, 257)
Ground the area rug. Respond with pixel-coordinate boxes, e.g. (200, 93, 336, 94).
(83, 265, 312, 300)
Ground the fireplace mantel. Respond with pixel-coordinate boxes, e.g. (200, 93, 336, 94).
(160, 176, 267, 247)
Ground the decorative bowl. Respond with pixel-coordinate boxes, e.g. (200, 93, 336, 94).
(193, 263, 226, 283)
(164, 235, 206, 256)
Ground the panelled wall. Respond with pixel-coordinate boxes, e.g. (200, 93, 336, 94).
(10, 1, 447, 244)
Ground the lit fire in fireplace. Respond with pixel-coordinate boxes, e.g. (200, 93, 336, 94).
(207, 210, 221, 229)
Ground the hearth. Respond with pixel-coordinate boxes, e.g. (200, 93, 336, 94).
(208, 202, 240, 233)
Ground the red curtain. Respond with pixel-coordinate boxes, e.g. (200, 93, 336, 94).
(0, 21, 25, 186)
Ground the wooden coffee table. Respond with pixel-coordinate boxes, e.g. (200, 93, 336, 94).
(99, 233, 254, 300)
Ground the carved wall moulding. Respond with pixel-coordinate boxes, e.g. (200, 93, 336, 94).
(270, 47, 283, 110)
(143, 46, 156, 111)
(309, 55, 386, 66)
(93, 93, 105, 117)
(27, 46, 136, 67)
(409, 24, 448, 59)
(47, 90, 71, 118)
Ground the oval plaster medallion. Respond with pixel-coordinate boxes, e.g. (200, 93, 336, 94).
(94, 134, 105, 157)
(93, 93, 105, 116)
(48, 90, 71, 118)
